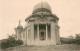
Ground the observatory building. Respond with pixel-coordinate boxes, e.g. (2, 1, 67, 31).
(15, 2, 61, 46)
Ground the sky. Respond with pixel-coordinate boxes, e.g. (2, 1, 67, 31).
(0, 0, 80, 40)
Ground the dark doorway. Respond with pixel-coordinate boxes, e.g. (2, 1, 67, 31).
(39, 24, 46, 40)
(40, 32, 45, 40)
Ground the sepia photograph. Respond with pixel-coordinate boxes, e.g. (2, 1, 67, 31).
(0, 0, 80, 51)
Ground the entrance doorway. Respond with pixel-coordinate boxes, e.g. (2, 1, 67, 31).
(39, 24, 46, 40)
(40, 31, 45, 40)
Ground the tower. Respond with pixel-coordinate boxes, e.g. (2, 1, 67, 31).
(15, 20, 23, 40)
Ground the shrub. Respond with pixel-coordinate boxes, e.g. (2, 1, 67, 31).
(1, 39, 23, 49)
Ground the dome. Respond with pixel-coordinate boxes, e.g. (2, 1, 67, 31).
(17, 26, 23, 29)
(17, 20, 23, 29)
(33, 2, 51, 12)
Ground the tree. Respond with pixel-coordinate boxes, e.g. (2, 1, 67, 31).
(75, 34, 80, 45)
(75, 34, 80, 40)
(68, 35, 74, 39)
(1, 35, 23, 49)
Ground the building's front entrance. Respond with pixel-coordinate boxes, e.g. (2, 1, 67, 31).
(34, 24, 51, 40)
(40, 31, 45, 40)
(39, 24, 46, 40)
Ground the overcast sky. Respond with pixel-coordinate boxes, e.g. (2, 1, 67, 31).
(0, 0, 80, 40)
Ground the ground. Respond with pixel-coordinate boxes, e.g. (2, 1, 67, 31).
(1, 44, 80, 51)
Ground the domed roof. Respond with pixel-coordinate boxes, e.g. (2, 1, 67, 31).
(17, 26, 23, 29)
(17, 20, 23, 29)
(33, 2, 51, 12)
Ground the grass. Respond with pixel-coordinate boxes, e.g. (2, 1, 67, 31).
(1, 44, 80, 51)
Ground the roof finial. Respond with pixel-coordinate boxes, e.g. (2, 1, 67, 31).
(19, 20, 21, 26)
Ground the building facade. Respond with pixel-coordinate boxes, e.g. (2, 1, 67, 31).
(15, 2, 61, 46)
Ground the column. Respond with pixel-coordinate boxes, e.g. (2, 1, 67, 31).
(46, 24, 48, 40)
(37, 24, 39, 40)
(17, 30, 18, 40)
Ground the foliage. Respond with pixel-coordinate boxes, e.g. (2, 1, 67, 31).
(75, 34, 80, 45)
(1, 36, 23, 49)
(60, 34, 80, 45)
(60, 37, 76, 44)
(75, 34, 80, 39)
